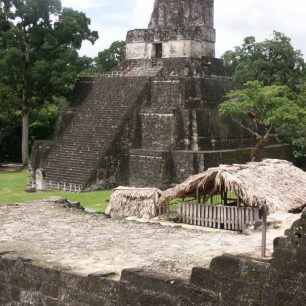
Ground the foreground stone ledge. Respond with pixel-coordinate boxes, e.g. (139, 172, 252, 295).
(1, 209, 306, 306)
(1, 203, 305, 305)
(0, 255, 218, 305)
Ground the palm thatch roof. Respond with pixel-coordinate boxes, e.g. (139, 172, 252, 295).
(106, 187, 162, 219)
(158, 159, 306, 214)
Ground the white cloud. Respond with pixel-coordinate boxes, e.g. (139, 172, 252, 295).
(215, 0, 306, 57)
(132, 0, 154, 28)
(79, 0, 154, 57)
(80, 24, 128, 58)
(101, 12, 131, 24)
(77, 0, 306, 59)
(61, 0, 111, 10)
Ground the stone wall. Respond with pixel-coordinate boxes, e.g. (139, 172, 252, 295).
(1, 211, 306, 305)
(126, 39, 215, 60)
(127, 144, 292, 189)
(127, 149, 174, 189)
(148, 0, 214, 29)
(138, 76, 250, 153)
(126, 0, 216, 59)
(121, 71, 292, 189)
(191, 209, 306, 306)
(123, 57, 229, 77)
(125, 25, 216, 59)
(126, 26, 216, 44)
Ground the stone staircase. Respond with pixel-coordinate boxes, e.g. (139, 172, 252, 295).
(126, 65, 162, 77)
(42, 76, 148, 190)
(122, 59, 163, 77)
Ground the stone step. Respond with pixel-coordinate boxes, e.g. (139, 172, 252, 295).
(44, 161, 98, 169)
(45, 171, 93, 182)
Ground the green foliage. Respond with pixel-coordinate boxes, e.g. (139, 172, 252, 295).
(222, 32, 305, 90)
(0, 0, 98, 162)
(292, 84, 306, 162)
(219, 81, 306, 160)
(55, 7, 98, 48)
(29, 103, 59, 144)
(221, 32, 306, 163)
(95, 41, 126, 72)
(0, 169, 111, 212)
(0, 83, 21, 159)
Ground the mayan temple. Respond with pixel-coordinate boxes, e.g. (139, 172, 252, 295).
(31, 0, 290, 191)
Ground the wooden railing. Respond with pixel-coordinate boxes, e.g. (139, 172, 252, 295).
(45, 180, 83, 193)
(177, 202, 260, 231)
(78, 71, 126, 78)
(156, 203, 171, 216)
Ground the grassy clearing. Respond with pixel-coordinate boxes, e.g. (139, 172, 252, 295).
(0, 170, 112, 212)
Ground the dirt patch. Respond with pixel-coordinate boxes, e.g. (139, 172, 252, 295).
(0, 199, 300, 280)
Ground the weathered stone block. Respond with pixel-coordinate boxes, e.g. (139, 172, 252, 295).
(0, 283, 21, 302)
(273, 236, 288, 249)
(121, 268, 184, 296)
(274, 290, 306, 306)
(0, 256, 18, 274)
(190, 267, 222, 291)
(177, 283, 219, 305)
(271, 248, 300, 272)
(210, 254, 251, 276)
(58, 272, 89, 303)
(118, 283, 174, 306)
(86, 273, 119, 303)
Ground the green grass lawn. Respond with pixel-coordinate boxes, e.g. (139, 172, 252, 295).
(0, 170, 112, 212)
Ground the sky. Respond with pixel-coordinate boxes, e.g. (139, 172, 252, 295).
(61, 0, 306, 59)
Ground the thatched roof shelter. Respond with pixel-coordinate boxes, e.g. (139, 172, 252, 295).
(158, 159, 306, 214)
(106, 187, 162, 219)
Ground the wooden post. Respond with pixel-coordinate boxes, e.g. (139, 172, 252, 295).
(196, 187, 199, 203)
(261, 205, 268, 258)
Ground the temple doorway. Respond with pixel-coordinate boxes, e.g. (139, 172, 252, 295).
(154, 43, 163, 58)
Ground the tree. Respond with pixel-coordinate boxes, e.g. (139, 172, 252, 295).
(219, 81, 306, 161)
(292, 82, 306, 165)
(222, 32, 305, 90)
(0, 0, 98, 165)
(95, 41, 126, 72)
(0, 83, 20, 160)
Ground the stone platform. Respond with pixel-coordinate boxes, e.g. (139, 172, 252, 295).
(0, 199, 298, 280)
(1, 199, 305, 305)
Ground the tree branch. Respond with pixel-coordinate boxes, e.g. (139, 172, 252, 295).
(264, 125, 273, 139)
(231, 116, 261, 138)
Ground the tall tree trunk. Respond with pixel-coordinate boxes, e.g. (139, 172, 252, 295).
(251, 137, 268, 161)
(21, 31, 32, 167)
(21, 88, 30, 166)
(22, 111, 29, 166)
(251, 129, 271, 162)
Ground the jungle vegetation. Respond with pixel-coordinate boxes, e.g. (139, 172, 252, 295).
(220, 32, 306, 165)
